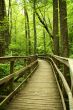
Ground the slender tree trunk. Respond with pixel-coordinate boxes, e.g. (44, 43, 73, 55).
(14, 19, 17, 43)
(33, 0, 37, 54)
(43, 29, 46, 55)
(59, 0, 69, 57)
(24, 7, 31, 55)
(53, 0, 59, 55)
(0, 0, 6, 56)
(43, 9, 46, 55)
(8, 0, 12, 43)
(5, 0, 12, 48)
(25, 10, 28, 56)
(26, 11, 31, 55)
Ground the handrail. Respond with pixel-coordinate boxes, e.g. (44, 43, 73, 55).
(68, 59, 73, 94)
(48, 57, 73, 110)
(0, 55, 38, 109)
(49, 54, 69, 67)
(48, 54, 73, 95)
(0, 60, 38, 86)
(38, 54, 73, 110)
(38, 54, 69, 67)
(0, 55, 37, 63)
(0, 55, 38, 84)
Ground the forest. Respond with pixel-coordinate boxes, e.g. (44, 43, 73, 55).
(0, 0, 73, 57)
(0, 0, 73, 110)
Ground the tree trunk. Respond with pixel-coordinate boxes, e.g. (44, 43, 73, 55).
(24, 7, 31, 55)
(59, 0, 70, 91)
(26, 11, 31, 55)
(5, 0, 11, 49)
(14, 18, 17, 43)
(0, 0, 6, 56)
(33, 0, 37, 54)
(43, 9, 46, 55)
(8, 0, 12, 44)
(43, 29, 46, 55)
(53, 0, 59, 55)
(25, 10, 28, 56)
(59, 0, 69, 57)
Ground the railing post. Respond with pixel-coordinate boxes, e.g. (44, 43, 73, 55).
(28, 58, 31, 73)
(10, 61, 14, 92)
(24, 59, 26, 66)
(10, 61, 14, 74)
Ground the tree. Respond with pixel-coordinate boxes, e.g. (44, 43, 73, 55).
(24, 7, 28, 56)
(24, 0, 31, 55)
(35, 11, 53, 39)
(43, 9, 46, 55)
(59, 0, 69, 87)
(59, 0, 69, 57)
(0, 0, 6, 56)
(33, 0, 37, 54)
(8, 0, 12, 44)
(53, 0, 59, 55)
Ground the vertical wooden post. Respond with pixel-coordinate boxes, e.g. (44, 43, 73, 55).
(24, 59, 26, 66)
(10, 61, 14, 74)
(10, 61, 14, 92)
(28, 58, 31, 73)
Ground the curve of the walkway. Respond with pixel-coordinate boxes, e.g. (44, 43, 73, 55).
(6, 60, 63, 110)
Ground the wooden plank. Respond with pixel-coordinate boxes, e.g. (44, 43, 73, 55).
(68, 59, 73, 95)
(0, 74, 14, 86)
(0, 64, 38, 109)
(0, 56, 27, 63)
(6, 60, 63, 110)
(0, 60, 38, 86)
(49, 54, 69, 67)
(14, 60, 38, 81)
(49, 58, 73, 110)
(0, 55, 36, 63)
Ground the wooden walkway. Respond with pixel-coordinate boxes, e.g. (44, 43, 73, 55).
(6, 60, 63, 110)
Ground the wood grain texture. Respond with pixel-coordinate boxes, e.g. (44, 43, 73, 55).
(6, 60, 63, 110)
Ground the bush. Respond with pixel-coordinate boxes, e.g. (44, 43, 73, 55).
(0, 64, 10, 78)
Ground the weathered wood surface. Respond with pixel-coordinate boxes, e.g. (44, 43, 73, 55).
(6, 60, 63, 110)
(0, 60, 38, 86)
(68, 59, 73, 95)
(0, 55, 37, 63)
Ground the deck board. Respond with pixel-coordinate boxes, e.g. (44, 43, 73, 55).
(6, 60, 63, 110)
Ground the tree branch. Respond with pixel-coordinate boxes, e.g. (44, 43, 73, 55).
(35, 11, 53, 39)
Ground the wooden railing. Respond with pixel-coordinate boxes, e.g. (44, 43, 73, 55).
(49, 55, 73, 92)
(0, 55, 38, 109)
(38, 54, 73, 110)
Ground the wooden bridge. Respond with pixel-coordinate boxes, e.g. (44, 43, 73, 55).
(0, 55, 73, 110)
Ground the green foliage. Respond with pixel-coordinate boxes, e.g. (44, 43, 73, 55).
(2, 0, 73, 56)
(67, 0, 73, 57)
(6, 0, 53, 55)
(0, 64, 10, 78)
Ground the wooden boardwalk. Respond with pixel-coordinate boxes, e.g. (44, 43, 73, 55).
(6, 60, 63, 110)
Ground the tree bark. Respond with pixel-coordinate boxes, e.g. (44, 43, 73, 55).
(43, 9, 46, 55)
(0, 0, 6, 56)
(25, 10, 28, 56)
(53, 0, 59, 55)
(59, 0, 69, 57)
(24, 7, 31, 55)
(26, 11, 31, 55)
(33, 0, 37, 54)
(59, 0, 70, 89)
(43, 29, 46, 55)
(8, 0, 12, 44)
